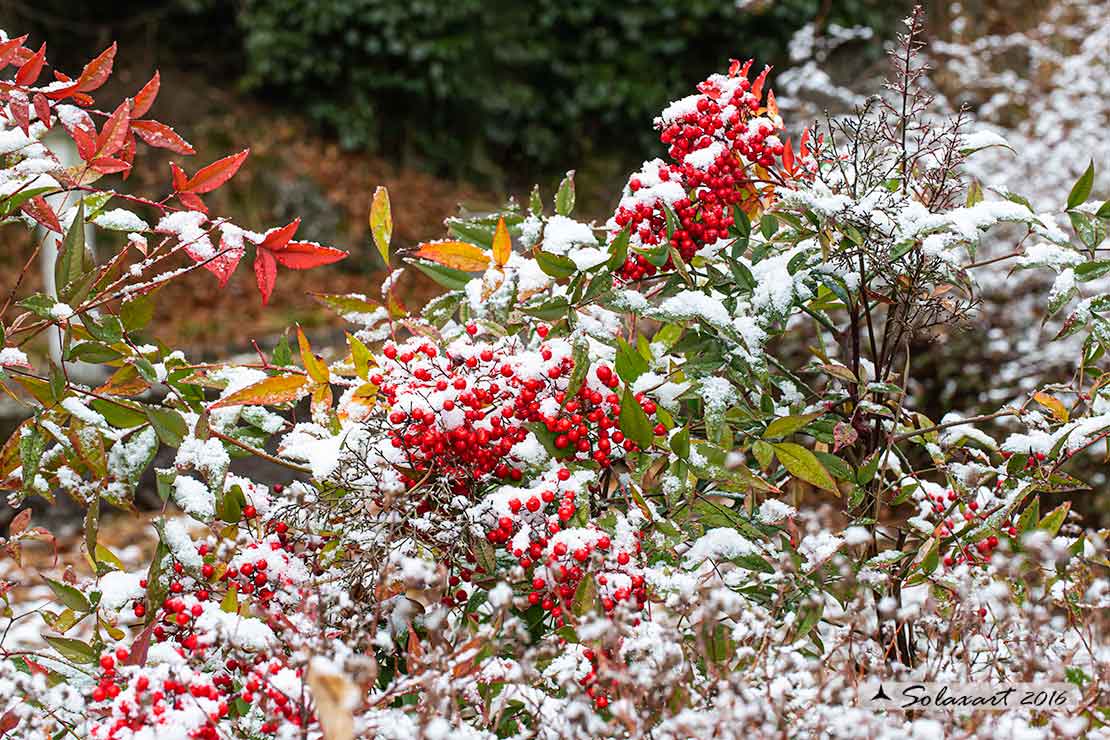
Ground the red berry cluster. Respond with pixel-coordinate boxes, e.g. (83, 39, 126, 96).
(611, 59, 789, 280)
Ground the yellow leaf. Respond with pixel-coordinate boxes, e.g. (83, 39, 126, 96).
(412, 240, 490, 272)
(369, 186, 392, 265)
(311, 383, 333, 426)
(298, 326, 330, 384)
(1033, 391, 1068, 422)
(492, 216, 511, 267)
(347, 333, 374, 380)
(209, 374, 309, 408)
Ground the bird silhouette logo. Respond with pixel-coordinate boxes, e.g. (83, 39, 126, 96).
(871, 684, 891, 702)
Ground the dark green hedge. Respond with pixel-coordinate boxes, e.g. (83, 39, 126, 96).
(237, 0, 898, 180)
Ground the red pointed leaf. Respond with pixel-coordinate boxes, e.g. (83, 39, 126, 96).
(21, 197, 61, 233)
(32, 93, 50, 126)
(207, 239, 245, 288)
(750, 64, 772, 101)
(69, 123, 96, 162)
(132, 119, 195, 155)
(259, 218, 300, 251)
(89, 157, 131, 175)
(0, 35, 29, 68)
(782, 137, 795, 175)
(42, 82, 78, 101)
(183, 148, 249, 194)
(272, 241, 348, 270)
(254, 248, 278, 305)
(177, 191, 207, 213)
(76, 43, 116, 93)
(120, 134, 136, 180)
(132, 71, 160, 118)
(95, 99, 131, 158)
(170, 161, 189, 191)
(10, 96, 30, 134)
(14, 43, 46, 86)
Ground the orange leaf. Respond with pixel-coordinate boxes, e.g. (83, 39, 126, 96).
(492, 216, 511, 267)
(131, 120, 194, 155)
(297, 326, 330, 384)
(76, 43, 116, 93)
(183, 148, 249, 194)
(132, 71, 161, 118)
(15, 43, 45, 86)
(209, 374, 309, 409)
(766, 89, 779, 119)
(412, 240, 490, 272)
(272, 241, 348, 270)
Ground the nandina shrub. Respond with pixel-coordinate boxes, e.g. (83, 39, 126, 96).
(1, 12, 1108, 739)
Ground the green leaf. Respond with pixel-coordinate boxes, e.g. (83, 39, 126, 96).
(614, 337, 648, 383)
(619, 386, 654, 448)
(529, 184, 543, 214)
(522, 296, 570, 321)
(1067, 160, 1094, 210)
(562, 338, 590, 406)
(120, 290, 158, 332)
(607, 226, 630, 271)
(670, 426, 690, 459)
(772, 442, 838, 493)
(534, 249, 576, 279)
(1038, 501, 1070, 536)
(1016, 498, 1040, 534)
(555, 170, 575, 216)
(271, 335, 293, 366)
(1074, 260, 1110, 282)
(55, 201, 90, 302)
(760, 213, 778, 239)
(763, 413, 820, 440)
(44, 635, 97, 664)
(145, 406, 186, 448)
(19, 424, 45, 496)
(45, 578, 90, 612)
(412, 261, 471, 291)
(68, 342, 122, 364)
(89, 399, 146, 428)
(571, 575, 597, 616)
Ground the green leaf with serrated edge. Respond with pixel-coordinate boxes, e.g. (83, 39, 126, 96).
(772, 442, 838, 493)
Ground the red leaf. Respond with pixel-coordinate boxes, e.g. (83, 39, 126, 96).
(131, 119, 195, 155)
(21, 196, 61, 233)
(14, 43, 45, 86)
(183, 148, 249, 194)
(169, 161, 189, 191)
(177, 191, 207, 213)
(254, 248, 278, 305)
(9, 95, 30, 134)
(89, 157, 131, 175)
(32, 92, 50, 126)
(207, 238, 245, 288)
(782, 137, 795, 175)
(132, 71, 161, 118)
(42, 82, 78, 101)
(751, 64, 772, 101)
(272, 241, 348, 270)
(68, 122, 97, 162)
(76, 43, 116, 93)
(259, 218, 300, 251)
(120, 134, 136, 180)
(95, 99, 131, 158)
(0, 35, 28, 68)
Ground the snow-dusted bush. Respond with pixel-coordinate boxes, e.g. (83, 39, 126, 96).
(1, 12, 1107, 739)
